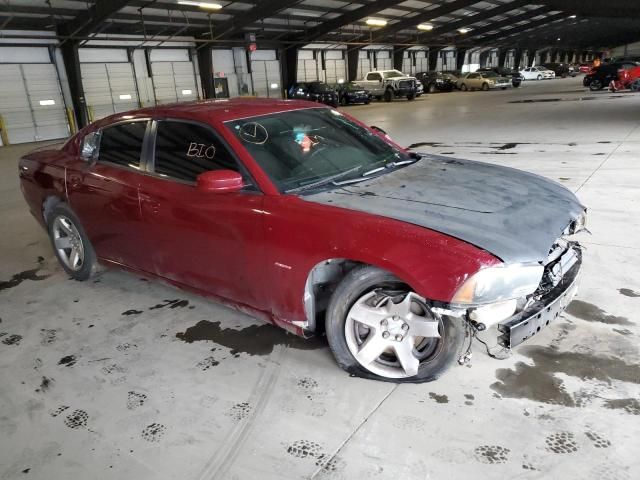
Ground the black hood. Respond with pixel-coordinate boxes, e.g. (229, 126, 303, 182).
(303, 154, 585, 264)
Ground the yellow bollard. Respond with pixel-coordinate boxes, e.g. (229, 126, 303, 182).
(0, 114, 9, 146)
(66, 107, 77, 135)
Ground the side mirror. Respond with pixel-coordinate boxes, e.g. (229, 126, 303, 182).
(197, 170, 244, 193)
(80, 131, 100, 162)
(370, 125, 387, 135)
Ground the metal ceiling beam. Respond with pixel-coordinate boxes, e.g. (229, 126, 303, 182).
(531, 0, 640, 19)
(58, 0, 133, 37)
(475, 12, 567, 46)
(212, 0, 306, 39)
(370, 0, 487, 42)
(459, 7, 555, 42)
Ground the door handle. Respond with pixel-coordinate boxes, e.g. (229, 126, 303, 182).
(69, 176, 81, 188)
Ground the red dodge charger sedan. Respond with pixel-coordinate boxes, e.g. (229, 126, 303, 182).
(19, 98, 586, 382)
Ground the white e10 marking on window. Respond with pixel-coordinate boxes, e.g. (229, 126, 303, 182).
(187, 142, 216, 159)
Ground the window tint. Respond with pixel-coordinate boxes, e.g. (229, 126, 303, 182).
(99, 121, 147, 168)
(153, 121, 239, 182)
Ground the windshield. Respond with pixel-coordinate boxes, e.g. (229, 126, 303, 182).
(310, 82, 333, 92)
(383, 70, 405, 79)
(226, 108, 410, 193)
(482, 71, 499, 78)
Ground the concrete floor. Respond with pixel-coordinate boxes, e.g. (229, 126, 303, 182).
(1, 77, 639, 480)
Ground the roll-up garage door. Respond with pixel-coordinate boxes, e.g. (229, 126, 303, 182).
(297, 50, 318, 82)
(151, 62, 198, 105)
(324, 51, 346, 84)
(415, 51, 428, 72)
(81, 63, 139, 121)
(357, 51, 371, 79)
(251, 51, 282, 98)
(402, 52, 412, 75)
(376, 51, 392, 71)
(0, 63, 68, 144)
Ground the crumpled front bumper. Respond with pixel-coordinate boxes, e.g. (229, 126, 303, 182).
(497, 251, 581, 348)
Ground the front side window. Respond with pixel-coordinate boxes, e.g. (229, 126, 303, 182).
(153, 121, 239, 183)
(98, 121, 147, 169)
(226, 108, 411, 193)
(366, 73, 381, 81)
(383, 70, 404, 78)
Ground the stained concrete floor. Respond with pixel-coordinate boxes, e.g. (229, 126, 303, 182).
(1, 77, 639, 480)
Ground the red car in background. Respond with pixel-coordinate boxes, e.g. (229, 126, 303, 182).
(19, 99, 586, 383)
(579, 63, 592, 74)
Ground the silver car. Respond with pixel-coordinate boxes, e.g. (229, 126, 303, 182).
(457, 71, 512, 91)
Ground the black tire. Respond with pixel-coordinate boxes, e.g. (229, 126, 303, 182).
(340, 95, 348, 106)
(589, 79, 603, 91)
(631, 80, 640, 92)
(325, 265, 466, 383)
(482, 83, 489, 91)
(407, 93, 415, 101)
(537, 74, 542, 80)
(375, 95, 382, 101)
(46, 203, 97, 281)
(460, 83, 468, 91)
(364, 99, 371, 104)
(428, 83, 437, 93)
(384, 89, 393, 102)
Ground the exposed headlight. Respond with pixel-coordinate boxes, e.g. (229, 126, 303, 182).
(571, 211, 587, 233)
(452, 264, 544, 305)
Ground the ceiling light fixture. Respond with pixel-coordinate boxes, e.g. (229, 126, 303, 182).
(177, 1, 222, 10)
(417, 23, 434, 31)
(458, 28, 469, 34)
(366, 18, 387, 27)
(569, 14, 577, 19)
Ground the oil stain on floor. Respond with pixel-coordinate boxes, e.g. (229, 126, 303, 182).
(491, 345, 640, 407)
(565, 300, 632, 325)
(176, 320, 326, 355)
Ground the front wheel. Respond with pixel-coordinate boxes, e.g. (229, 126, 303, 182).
(460, 83, 468, 91)
(482, 83, 489, 91)
(537, 74, 542, 80)
(589, 79, 603, 91)
(428, 83, 437, 93)
(47, 203, 97, 281)
(325, 266, 466, 383)
(406, 93, 415, 101)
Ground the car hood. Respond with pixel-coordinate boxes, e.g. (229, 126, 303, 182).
(303, 155, 585, 264)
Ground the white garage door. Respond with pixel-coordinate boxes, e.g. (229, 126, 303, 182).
(357, 51, 371, 79)
(324, 59, 346, 84)
(151, 62, 198, 105)
(376, 51, 392, 71)
(402, 52, 412, 75)
(0, 63, 68, 144)
(251, 60, 281, 98)
(81, 62, 139, 121)
(415, 51, 428, 72)
(297, 59, 318, 82)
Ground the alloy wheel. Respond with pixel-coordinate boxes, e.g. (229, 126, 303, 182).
(52, 215, 85, 271)
(344, 290, 443, 379)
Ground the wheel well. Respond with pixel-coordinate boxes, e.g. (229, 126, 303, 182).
(42, 196, 62, 225)
(303, 259, 362, 333)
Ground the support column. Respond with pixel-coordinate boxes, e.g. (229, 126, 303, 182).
(498, 49, 508, 68)
(197, 45, 215, 99)
(59, 42, 89, 129)
(513, 49, 523, 70)
(393, 45, 405, 72)
(527, 49, 536, 67)
(478, 50, 490, 68)
(280, 46, 298, 97)
(456, 48, 468, 71)
(347, 48, 359, 81)
(428, 48, 439, 71)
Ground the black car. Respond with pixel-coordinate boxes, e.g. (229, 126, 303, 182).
(476, 67, 523, 87)
(415, 71, 455, 93)
(288, 81, 338, 107)
(542, 63, 575, 78)
(334, 82, 370, 105)
(583, 62, 640, 90)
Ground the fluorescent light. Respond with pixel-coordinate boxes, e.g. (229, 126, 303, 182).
(181, 89, 192, 95)
(177, 1, 222, 9)
(569, 14, 577, 19)
(337, 78, 345, 84)
(119, 94, 132, 100)
(417, 24, 434, 31)
(270, 83, 279, 89)
(557, 37, 561, 41)
(39, 99, 55, 106)
(366, 18, 387, 27)
(458, 28, 469, 34)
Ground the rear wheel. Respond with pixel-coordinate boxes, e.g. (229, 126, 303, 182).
(47, 203, 96, 281)
(460, 83, 468, 91)
(589, 79, 603, 91)
(482, 83, 489, 91)
(325, 266, 465, 383)
(407, 93, 415, 101)
(631, 79, 640, 92)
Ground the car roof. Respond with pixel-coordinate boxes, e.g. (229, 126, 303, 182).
(94, 98, 325, 127)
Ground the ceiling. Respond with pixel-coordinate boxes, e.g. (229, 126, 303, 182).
(1, 0, 639, 51)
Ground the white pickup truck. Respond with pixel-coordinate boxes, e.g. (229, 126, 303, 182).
(353, 69, 419, 102)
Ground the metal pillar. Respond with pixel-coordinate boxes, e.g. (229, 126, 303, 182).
(428, 48, 439, 71)
(347, 48, 359, 81)
(197, 45, 215, 99)
(498, 49, 508, 68)
(456, 48, 468, 71)
(59, 42, 89, 129)
(393, 46, 405, 72)
(513, 49, 523, 70)
(280, 46, 298, 96)
(527, 49, 536, 67)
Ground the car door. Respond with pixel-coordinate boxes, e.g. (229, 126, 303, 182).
(138, 118, 266, 307)
(466, 73, 480, 88)
(365, 72, 383, 94)
(66, 120, 152, 271)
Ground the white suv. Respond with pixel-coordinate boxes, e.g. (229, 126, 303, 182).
(520, 66, 556, 80)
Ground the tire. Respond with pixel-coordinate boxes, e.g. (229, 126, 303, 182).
(589, 79, 603, 91)
(406, 93, 415, 101)
(631, 79, 640, 92)
(460, 83, 468, 91)
(384, 89, 393, 102)
(428, 83, 437, 94)
(325, 265, 466, 383)
(364, 98, 371, 104)
(481, 83, 489, 91)
(340, 95, 348, 106)
(46, 203, 97, 281)
(537, 74, 542, 80)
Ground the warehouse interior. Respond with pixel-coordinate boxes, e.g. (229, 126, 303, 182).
(1, 1, 640, 479)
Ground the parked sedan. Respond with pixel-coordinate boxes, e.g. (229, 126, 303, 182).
(457, 71, 512, 91)
(542, 63, 576, 78)
(476, 67, 523, 87)
(288, 81, 338, 107)
(415, 71, 456, 93)
(19, 99, 586, 383)
(335, 82, 370, 105)
(520, 66, 555, 80)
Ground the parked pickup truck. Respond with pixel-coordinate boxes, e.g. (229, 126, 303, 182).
(353, 70, 418, 102)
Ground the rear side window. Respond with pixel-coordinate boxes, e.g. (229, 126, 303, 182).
(153, 121, 239, 183)
(98, 121, 147, 168)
